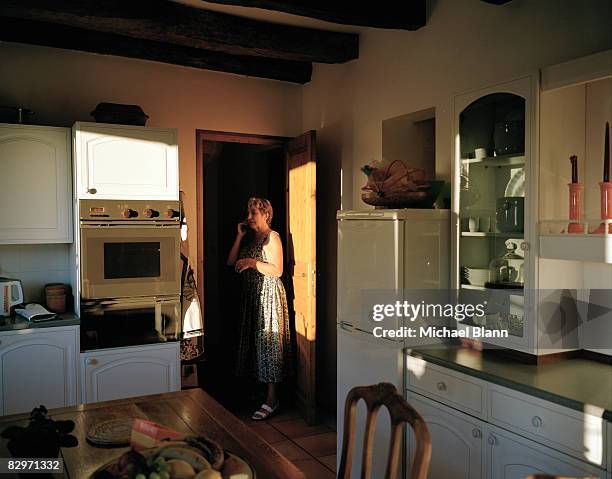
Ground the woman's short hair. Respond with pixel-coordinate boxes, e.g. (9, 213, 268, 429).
(248, 197, 273, 226)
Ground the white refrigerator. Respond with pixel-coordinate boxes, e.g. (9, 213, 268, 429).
(336, 209, 449, 478)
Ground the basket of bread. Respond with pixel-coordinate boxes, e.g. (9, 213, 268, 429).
(361, 160, 444, 208)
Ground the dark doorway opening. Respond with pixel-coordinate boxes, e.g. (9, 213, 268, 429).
(200, 139, 287, 407)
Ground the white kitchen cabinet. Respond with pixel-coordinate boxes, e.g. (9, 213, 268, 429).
(407, 392, 485, 479)
(73, 122, 178, 200)
(486, 425, 606, 479)
(452, 74, 538, 354)
(406, 357, 610, 478)
(80, 342, 180, 404)
(0, 326, 78, 416)
(0, 124, 72, 244)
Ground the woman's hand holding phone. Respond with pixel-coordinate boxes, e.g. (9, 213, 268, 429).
(237, 220, 248, 237)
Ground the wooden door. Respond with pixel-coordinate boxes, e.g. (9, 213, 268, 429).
(286, 131, 317, 424)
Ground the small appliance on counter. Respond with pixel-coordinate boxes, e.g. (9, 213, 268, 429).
(0, 277, 24, 317)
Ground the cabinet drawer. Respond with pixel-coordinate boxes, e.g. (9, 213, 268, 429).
(406, 356, 486, 419)
(488, 384, 607, 468)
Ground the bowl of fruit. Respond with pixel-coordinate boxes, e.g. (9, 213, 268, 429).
(91, 436, 255, 479)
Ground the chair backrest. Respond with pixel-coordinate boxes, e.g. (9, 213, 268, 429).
(338, 382, 431, 479)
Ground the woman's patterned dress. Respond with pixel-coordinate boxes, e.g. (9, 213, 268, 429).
(235, 231, 292, 383)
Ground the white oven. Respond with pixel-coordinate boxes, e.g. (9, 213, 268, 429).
(79, 199, 181, 299)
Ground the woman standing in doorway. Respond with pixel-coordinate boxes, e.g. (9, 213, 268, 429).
(227, 197, 292, 420)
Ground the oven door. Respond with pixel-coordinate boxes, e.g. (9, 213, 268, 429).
(80, 223, 180, 299)
(80, 296, 181, 351)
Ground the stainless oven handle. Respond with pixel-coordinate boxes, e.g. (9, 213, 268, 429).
(85, 298, 180, 309)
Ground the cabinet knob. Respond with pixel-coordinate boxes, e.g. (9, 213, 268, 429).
(121, 208, 137, 219)
(531, 415, 543, 428)
(520, 241, 529, 251)
(87, 188, 97, 194)
(87, 358, 98, 365)
(487, 434, 497, 446)
(143, 208, 159, 218)
(436, 381, 447, 391)
(472, 428, 481, 439)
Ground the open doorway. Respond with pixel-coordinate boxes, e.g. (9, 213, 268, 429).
(195, 130, 317, 423)
(200, 136, 287, 407)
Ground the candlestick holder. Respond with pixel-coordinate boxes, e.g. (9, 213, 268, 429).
(593, 181, 612, 234)
(567, 183, 584, 233)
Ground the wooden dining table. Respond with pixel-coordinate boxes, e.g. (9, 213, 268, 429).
(0, 389, 306, 479)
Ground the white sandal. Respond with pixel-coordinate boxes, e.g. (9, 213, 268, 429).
(251, 402, 279, 421)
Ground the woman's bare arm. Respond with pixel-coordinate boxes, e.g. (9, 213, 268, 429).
(235, 232, 283, 277)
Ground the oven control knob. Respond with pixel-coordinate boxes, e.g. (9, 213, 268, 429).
(143, 208, 159, 218)
(121, 208, 137, 218)
(165, 208, 179, 218)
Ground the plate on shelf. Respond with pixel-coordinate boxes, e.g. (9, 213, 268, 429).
(504, 168, 525, 197)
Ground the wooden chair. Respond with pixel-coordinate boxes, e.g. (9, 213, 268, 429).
(338, 382, 431, 479)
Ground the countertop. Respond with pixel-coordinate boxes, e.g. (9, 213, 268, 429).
(406, 346, 612, 421)
(0, 312, 79, 332)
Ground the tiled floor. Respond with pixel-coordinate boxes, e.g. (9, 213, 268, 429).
(233, 406, 337, 478)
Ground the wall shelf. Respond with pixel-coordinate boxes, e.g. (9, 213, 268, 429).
(461, 154, 525, 167)
(539, 220, 612, 263)
(461, 232, 524, 238)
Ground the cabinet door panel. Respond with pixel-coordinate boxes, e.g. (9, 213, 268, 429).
(81, 344, 180, 404)
(0, 328, 78, 415)
(487, 427, 606, 479)
(75, 123, 178, 200)
(407, 393, 484, 479)
(0, 125, 72, 243)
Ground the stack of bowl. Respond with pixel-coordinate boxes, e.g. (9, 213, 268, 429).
(45, 283, 67, 314)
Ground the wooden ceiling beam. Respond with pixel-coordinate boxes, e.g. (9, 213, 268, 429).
(201, 0, 427, 30)
(0, 0, 358, 63)
(0, 16, 313, 83)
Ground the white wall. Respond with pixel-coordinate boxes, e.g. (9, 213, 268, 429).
(0, 41, 303, 265)
(0, 244, 71, 304)
(304, 0, 612, 409)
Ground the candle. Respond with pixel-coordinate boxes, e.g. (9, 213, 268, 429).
(570, 155, 578, 183)
(604, 122, 610, 182)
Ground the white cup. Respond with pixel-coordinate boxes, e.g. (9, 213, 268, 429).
(475, 148, 488, 160)
(468, 217, 479, 232)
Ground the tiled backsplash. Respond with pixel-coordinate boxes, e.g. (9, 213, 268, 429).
(0, 244, 71, 303)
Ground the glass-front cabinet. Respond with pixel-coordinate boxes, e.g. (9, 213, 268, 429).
(452, 75, 538, 352)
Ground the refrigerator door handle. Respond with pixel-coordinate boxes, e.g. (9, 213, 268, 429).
(340, 321, 356, 332)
